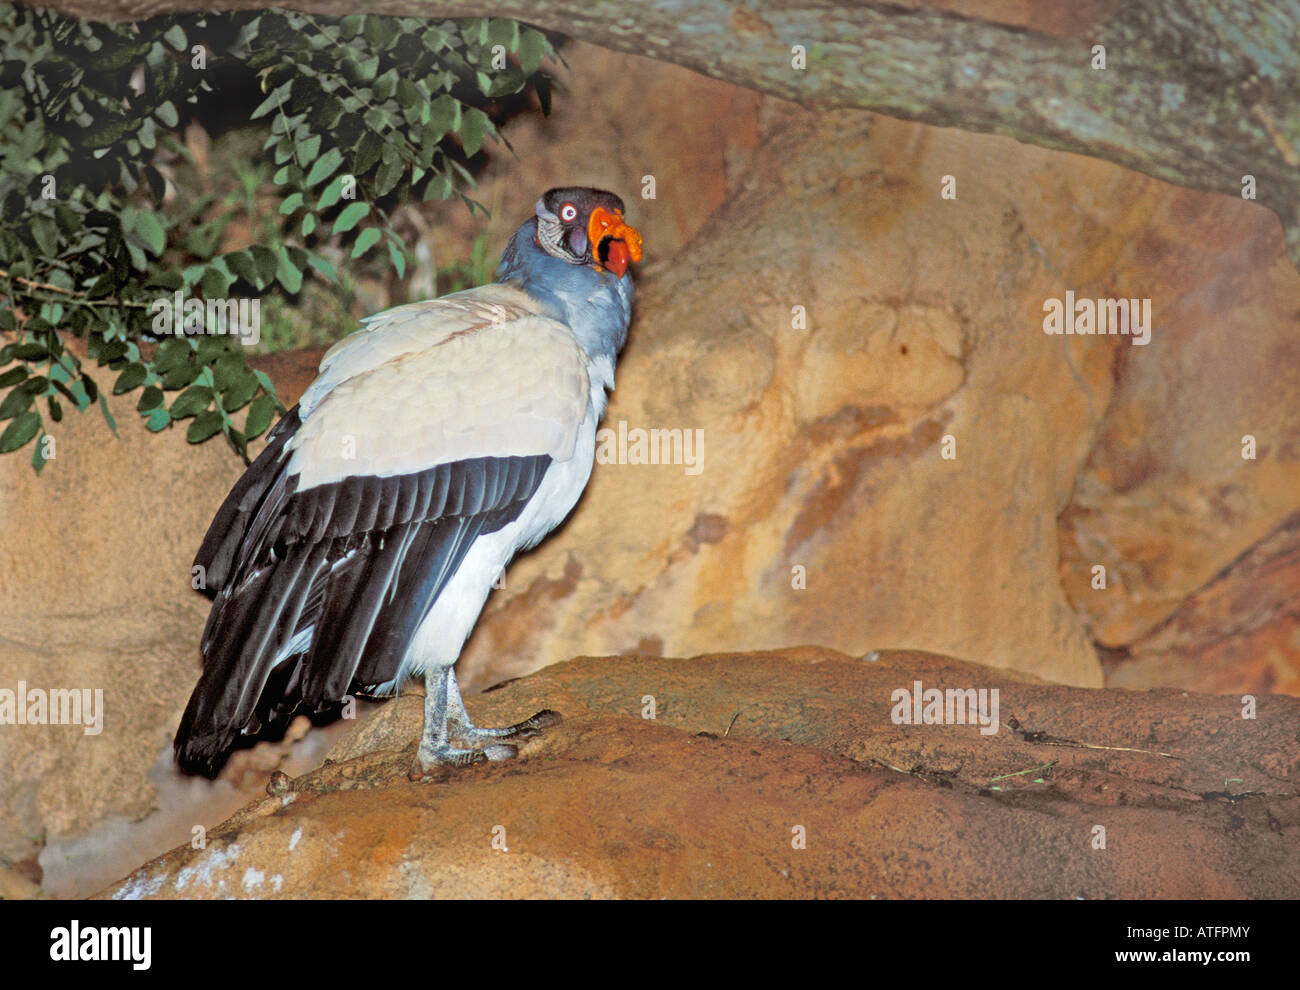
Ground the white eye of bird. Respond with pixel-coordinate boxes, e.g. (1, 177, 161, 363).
(559, 203, 578, 222)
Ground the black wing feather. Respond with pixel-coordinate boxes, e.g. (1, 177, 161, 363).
(175, 423, 551, 776)
(193, 406, 301, 599)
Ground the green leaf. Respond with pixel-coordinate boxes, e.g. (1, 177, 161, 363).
(160, 359, 201, 391)
(362, 17, 400, 50)
(318, 173, 350, 211)
(302, 213, 317, 237)
(306, 147, 344, 188)
(13, 343, 49, 361)
(396, 77, 422, 117)
(228, 426, 248, 460)
(249, 246, 279, 288)
(424, 172, 452, 201)
(279, 191, 304, 215)
(53, 202, 82, 235)
(0, 368, 27, 389)
(49, 378, 76, 404)
(354, 132, 383, 174)
(144, 166, 167, 201)
(387, 240, 406, 279)
(114, 363, 148, 394)
(252, 369, 279, 396)
(146, 407, 170, 432)
(276, 248, 303, 293)
(351, 226, 381, 258)
(195, 336, 230, 367)
(137, 385, 164, 413)
(332, 201, 370, 235)
(97, 339, 129, 363)
(153, 337, 192, 373)
(226, 250, 259, 287)
(310, 95, 345, 131)
(200, 264, 233, 300)
(487, 68, 526, 98)
(220, 369, 260, 411)
(307, 253, 338, 284)
(170, 384, 215, 419)
(0, 411, 41, 453)
(460, 108, 490, 157)
(487, 18, 519, 51)
(519, 29, 548, 74)
(127, 211, 166, 256)
(374, 156, 404, 197)
(212, 353, 244, 392)
(0, 387, 34, 420)
(163, 25, 187, 51)
(187, 410, 224, 443)
(32, 216, 58, 258)
(298, 134, 321, 163)
(98, 393, 118, 436)
(156, 100, 179, 127)
(244, 392, 277, 440)
(373, 68, 398, 101)
(251, 80, 292, 120)
(427, 95, 460, 134)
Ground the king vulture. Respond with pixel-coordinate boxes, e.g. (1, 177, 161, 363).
(174, 187, 642, 776)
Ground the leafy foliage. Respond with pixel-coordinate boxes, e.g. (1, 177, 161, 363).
(0, 5, 557, 470)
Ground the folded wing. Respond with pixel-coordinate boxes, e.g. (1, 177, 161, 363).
(175, 287, 590, 775)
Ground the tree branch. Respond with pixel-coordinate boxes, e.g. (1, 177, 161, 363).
(26, 0, 1300, 267)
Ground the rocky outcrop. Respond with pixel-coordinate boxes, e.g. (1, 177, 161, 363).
(104, 649, 1300, 899)
(0, 379, 239, 871)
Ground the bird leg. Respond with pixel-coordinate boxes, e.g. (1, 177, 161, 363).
(416, 665, 517, 770)
(415, 666, 561, 772)
(444, 667, 562, 744)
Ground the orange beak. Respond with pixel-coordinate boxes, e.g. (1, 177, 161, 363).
(588, 205, 643, 279)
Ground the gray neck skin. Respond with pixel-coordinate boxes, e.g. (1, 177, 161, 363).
(496, 218, 634, 380)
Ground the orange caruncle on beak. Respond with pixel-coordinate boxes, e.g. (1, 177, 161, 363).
(588, 205, 643, 278)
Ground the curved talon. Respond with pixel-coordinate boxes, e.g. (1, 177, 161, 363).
(417, 745, 489, 772)
(526, 709, 563, 729)
(497, 709, 563, 740)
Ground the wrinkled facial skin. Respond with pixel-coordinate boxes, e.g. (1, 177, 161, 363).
(535, 187, 629, 265)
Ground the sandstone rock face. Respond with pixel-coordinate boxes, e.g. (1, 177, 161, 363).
(1104, 511, 1300, 697)
(5, 28, 1299, 894)
(453, 44, 1300, 701)
(104, 650, 1300, 899)
(459, 105, 1119, 693)
(1056, 184, 1300, 684)
(0, 383, 241, 869)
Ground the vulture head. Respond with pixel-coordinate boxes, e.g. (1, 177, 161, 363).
(532, 187, 644, 278)
(497, 185, 642, 361)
